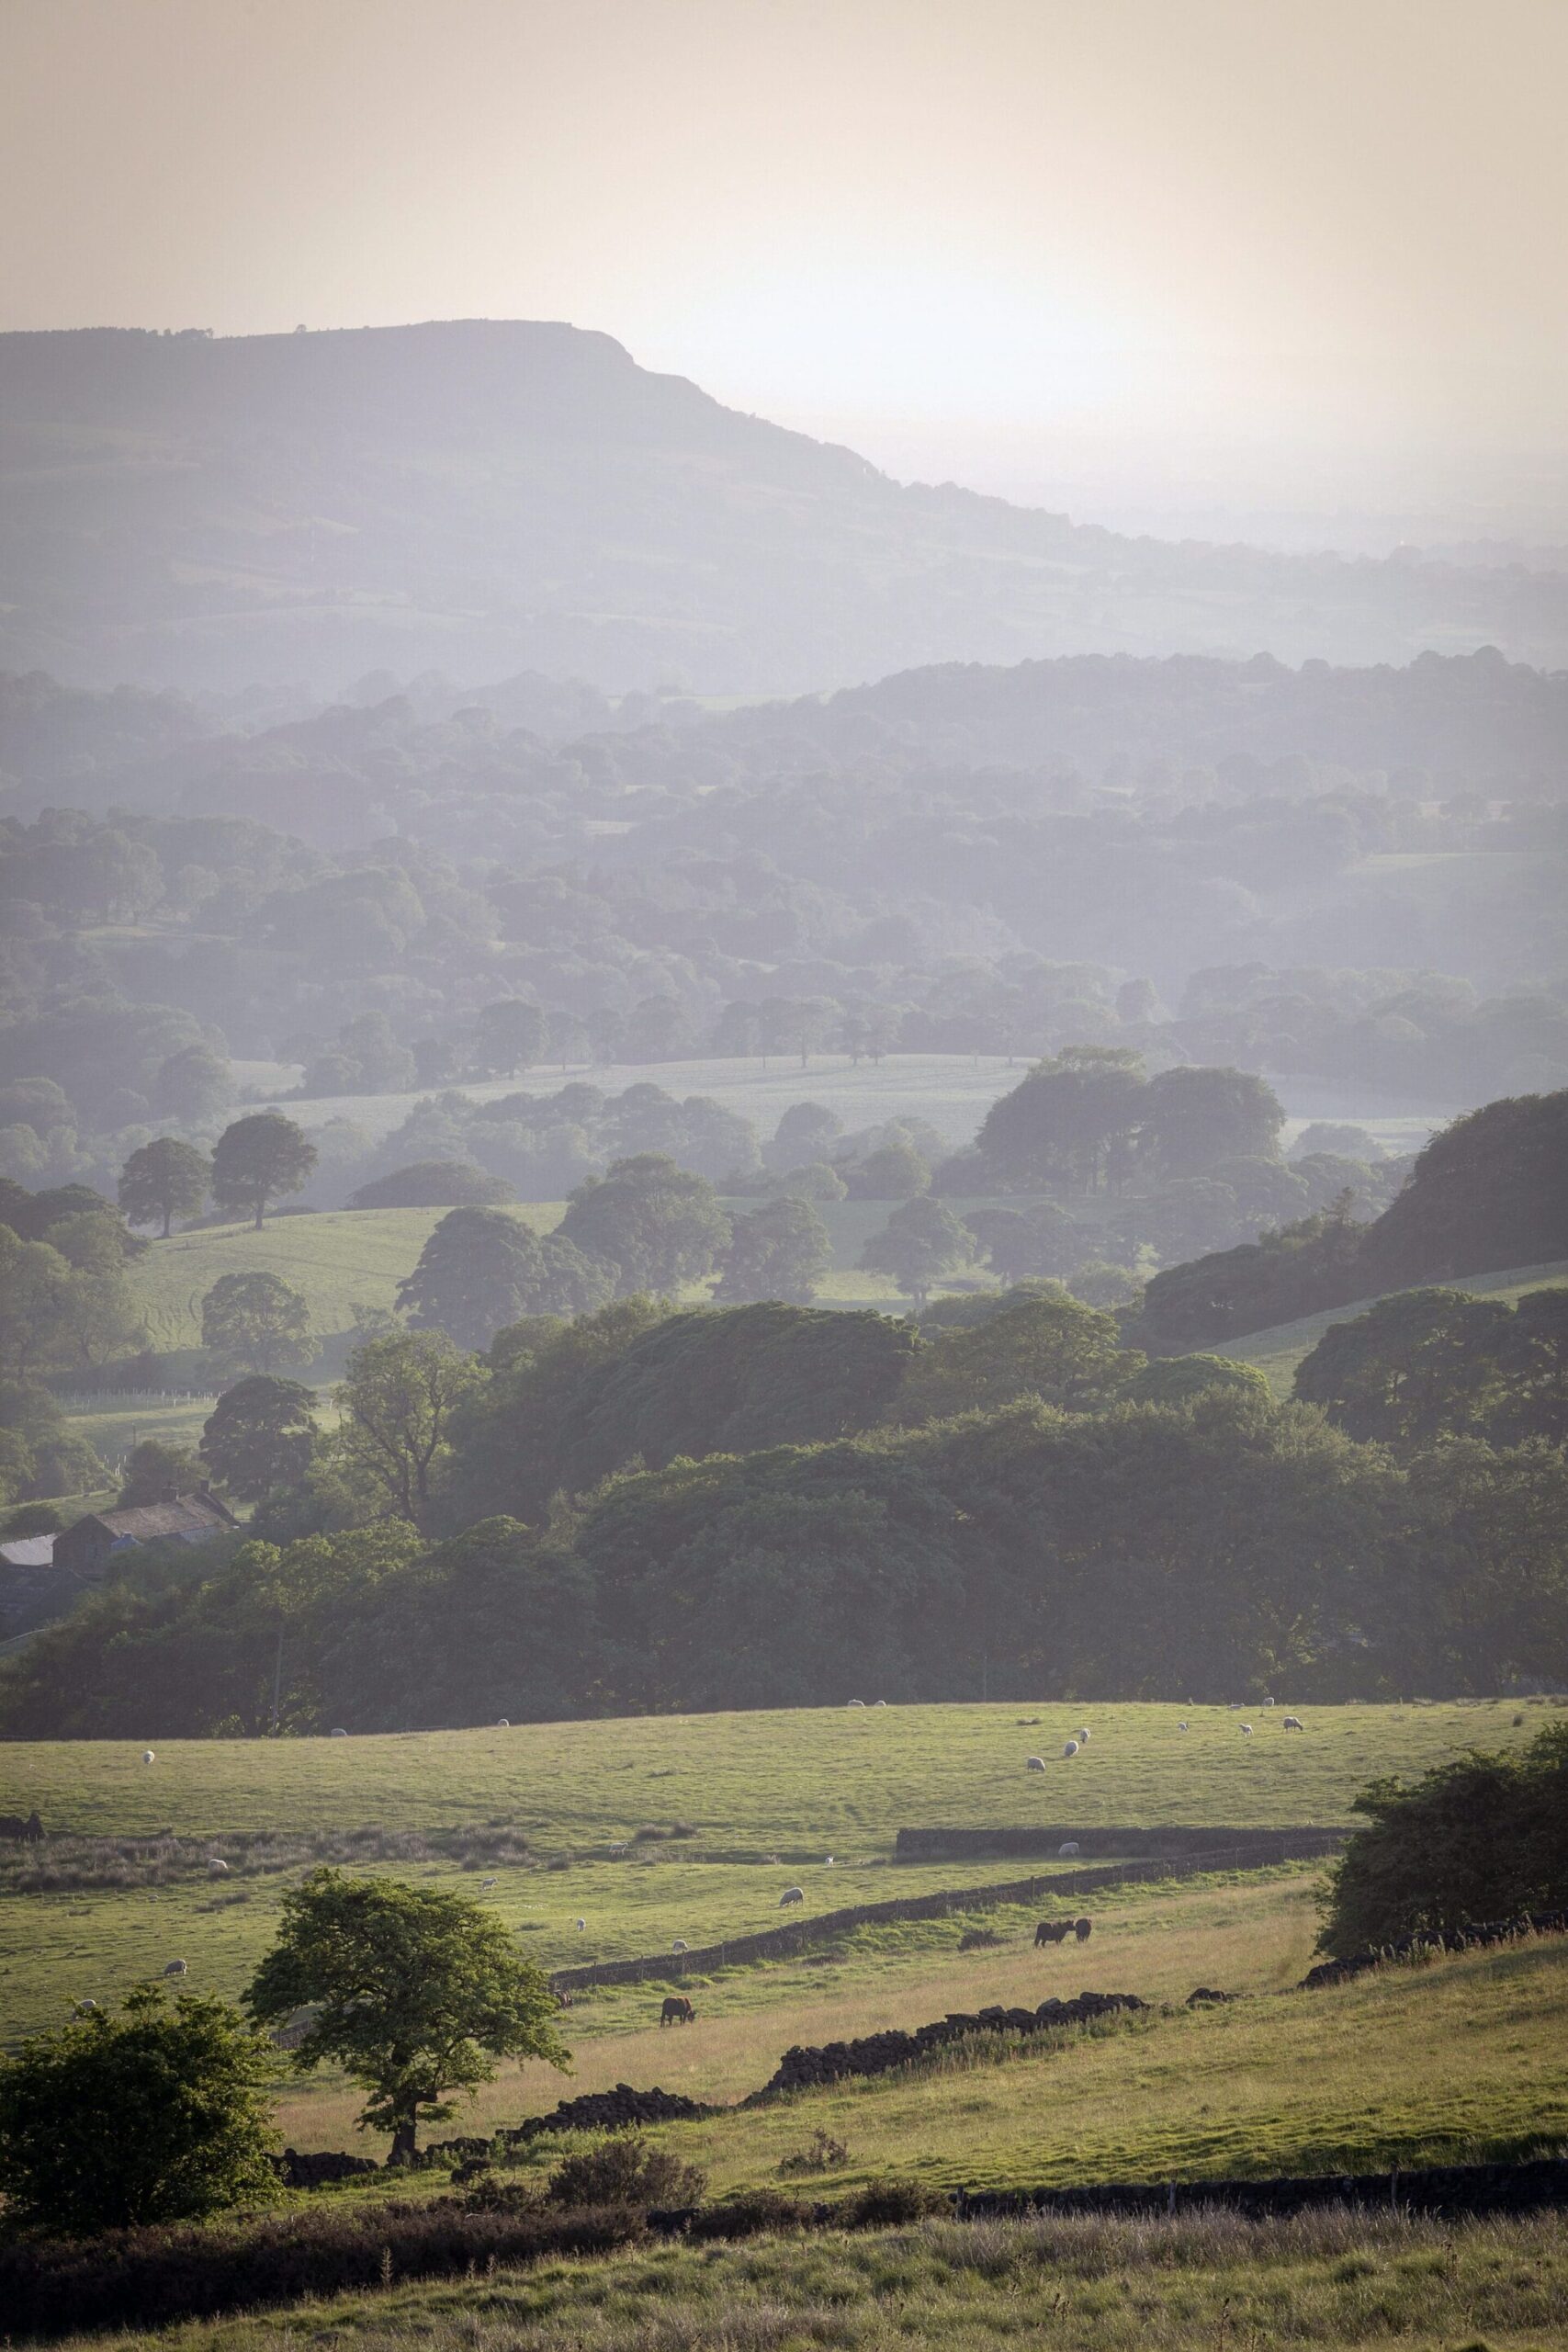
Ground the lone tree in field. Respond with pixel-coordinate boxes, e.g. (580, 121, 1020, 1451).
(858, 1195, 975, 1312)
(201, 1271, 314, 1378)
(118, 1136, 210, 1237)
(210, 1114, 318, 1229)
(200, 1374, 320, 1499)
(246, 1870, 567, 2162)
(0, 1984, 277, 2234)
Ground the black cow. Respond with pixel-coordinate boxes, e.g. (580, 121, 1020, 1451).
(660, 1995, 695, 2026)
(1033, 1919, 1072, 1947)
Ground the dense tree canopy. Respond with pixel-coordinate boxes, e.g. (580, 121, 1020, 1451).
(558, 1154, 729, 1296)
(118, 1136, 210, 1236)
(201, 1375, 320, 1500)
(398, 1206, 612, 1350)
(714, 1195, 832, 1305)
(201, 1270, 314, 1378)
(210, 1114, 318, 1229)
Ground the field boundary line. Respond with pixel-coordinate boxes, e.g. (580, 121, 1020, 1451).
(548, 1830, 1346, 1991)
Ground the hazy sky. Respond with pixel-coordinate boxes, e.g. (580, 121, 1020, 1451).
(3, 0, 1563, 543)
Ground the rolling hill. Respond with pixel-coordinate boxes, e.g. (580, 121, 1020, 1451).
(4, 322, 1566, 696)
(1212, 1260, 1568, 1396)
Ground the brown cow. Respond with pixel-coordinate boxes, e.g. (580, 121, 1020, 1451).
(660, 1995, 695, 2026)
(1074, 1917, 1092, 1943)
(1033, 1919, 1071, 1947)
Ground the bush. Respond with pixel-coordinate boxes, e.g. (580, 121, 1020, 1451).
(545, 2133, 706, 2211)
(779, 2130, 850, 2177)
(685, 2188, 806, 2240)
(1319, 1722, 1568, 1956)
(0, 1985, 278, 2235)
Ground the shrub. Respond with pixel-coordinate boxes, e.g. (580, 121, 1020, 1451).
(545, 2133, 706, 2211)
(686, 2188, 806, 2240)
(779, 2130, 850, 2177)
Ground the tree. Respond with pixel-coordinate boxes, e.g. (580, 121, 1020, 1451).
(331, 1330, 483, 1528)
(119, 1438, 205, 1506)
(211, 1114, 318, 1229)
(843, 1138, 931, 1199)
(1491, 1286, 1568, 1445)
(153, 1045, 233, 1124)
(201, 1376, 320, 1500)
(245, 1869, 567, 2162)
(0, 1229, 72, 1381)
(975, 1048, 1146, 1192)
(558, 1155, 730, 1296)
(1125, 1353, 1273, 1408)
(964, 1202, 1085, 1282)
(714, 1196, 832, 1306)
(118, 1136, 210, 1237)
(1317, 1723, 1568, 1956)
(202, 1271, 314, 1377)
(899, 1284, 1141, 1421)
(1292, 1287, 1510, 1448)
(398, 1207, 614, 1350)
(472, 1000, 546, 1079)
(858, 1195, 976, 1310)
(0, 1984, 276, 2233)
(350, 1159, 515, 1211)
(1140, 1066, 1285, 1179)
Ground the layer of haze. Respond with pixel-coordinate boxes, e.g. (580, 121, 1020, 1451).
(3, 0, 1564, 548)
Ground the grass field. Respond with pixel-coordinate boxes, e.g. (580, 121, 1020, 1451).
(2, 1698, 1548, 1845)
(68, 2206, 1568, 2352)
(1215, 1261, 1568, 1396)
(123, 1206, 566, 1355)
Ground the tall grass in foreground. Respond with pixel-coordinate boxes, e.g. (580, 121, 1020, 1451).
(52, 2209, 1568, 2352)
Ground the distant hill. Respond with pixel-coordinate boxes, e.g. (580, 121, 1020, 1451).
(4, 321, 1566, 695)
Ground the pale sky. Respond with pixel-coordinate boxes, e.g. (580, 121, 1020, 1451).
(3, 0, 1564, 543)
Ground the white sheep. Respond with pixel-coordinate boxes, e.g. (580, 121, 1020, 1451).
(1283, 1715, 1305, 1731)
(481, 1876, 499, 1890)
(330, 1728, 348, 1738)
(208, 1859, 229, 1877)
(1262, 1696, 1276, 1708)
(824, 1855, 834, 1866)
(1075, 1727, 1091, 1742)
(779, 1886, 805, 1906)
(1058, 1840, 1080, 1857)
(575, 1917, 587, 1930)
(671, 1939, 689, 1953)
(1178, 1721, 1190, 1732)
(141, 1749, 155, 1765)
(847, 1699, 865, 1708)
(873, 1700, 888, 1707)
(1241, 1724, 1254, 1736)
(495, 1718, 511, 1728)
(1026, 1756, 1047, 1772)
(1062, 1739, 1080, 1758)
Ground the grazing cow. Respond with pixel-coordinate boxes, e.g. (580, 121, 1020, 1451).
(163, 1959, 187, 1977)
(1026, 1756, 1047, 1772)
(0, 1812, 44, 1844)
(1074, 1917, 1092, 1943)
(1033, 1919, 1071, 1946)
(660, 1995, 695, 2026)
(1062, 1739, 1080, 1758)
(779, 1886, 805, 1906)
(1058, 1840, 1080, 1857)
(1283, 1715, 1304, 1730)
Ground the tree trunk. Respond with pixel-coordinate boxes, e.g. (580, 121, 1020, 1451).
(254, 1196, 265, 1230)
(162, 1206, 173, 1238)
(389, 2117, 418, 2165)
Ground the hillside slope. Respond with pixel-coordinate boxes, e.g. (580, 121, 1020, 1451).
(4, 322, 1565, 694)
(1212, 1261, 1568, 1396)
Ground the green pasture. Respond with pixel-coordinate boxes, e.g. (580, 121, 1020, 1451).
(2, 1698, 1549, 1847)
(1214, 1260, 1568, 1396)
(124, 1206, 566, 1355)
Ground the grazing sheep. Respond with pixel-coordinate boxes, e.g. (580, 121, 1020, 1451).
(660, 1995, 695, 2025)
(207, 1859, 229, 1877)
(495, 1718, 510, 1727)
(1058, 1840, 1080, 1857)
(873, 1700, 888, 1707)
(330, 1728, 348, 1738)
(1075, 1727, 1091, 1742)
(141, 1750, 155, 1765)
(1262, 1697, 1276, 1708)
(1178, 1721, 1190, 1732)
(1241, 1724, 1253, 1735)
(74, 1998, 97, 2012)
(1062, 1739, 1080, 1758)
(163, 1959, 187, 1977)
(847, 1699, 865, 1708)
(481, 1876, 498, 1891)
(779, 1886, 805, 1906)
(555, 1990, 573, 2010)
(574, 1917, 586, 1930)
(1283, 1715, 1304, 1731)
(1026, 1756, 1047, 1772)
(671, 1939, 689, 1953)
(824, 1855, 834, 1865)
(1074, 1917, 1092, 1943)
